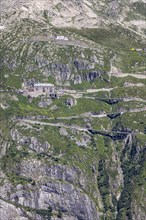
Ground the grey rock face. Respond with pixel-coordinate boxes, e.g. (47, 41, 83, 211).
(84, 71, 105, 82)
(1, 1, 146, 220)
(19, 162, 85, 188)
(76, 134, 91, 147)
(11, 129, 50, 153)
(59, 128, 68, 136)
(1, 160, 99, 220)
(74, 75, 82, 84)
(38, 98, 52, 108)
(65, 98, 77, 107)
(0, 199, 28, 220)
(29, 137, 50, 153)
(38, 182, 99, 220)
(51, 63, 71, 81)
(105, 0, 121, 18)
(8, 181, 99, 220)
(74, 60, 94, 70)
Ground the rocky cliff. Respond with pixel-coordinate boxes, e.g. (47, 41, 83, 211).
(0, 1, 146, 220)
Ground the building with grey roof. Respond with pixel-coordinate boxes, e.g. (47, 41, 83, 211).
(34, 83, 55, 94)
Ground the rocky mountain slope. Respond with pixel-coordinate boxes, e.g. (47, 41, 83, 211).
(0, 0, 146, 220)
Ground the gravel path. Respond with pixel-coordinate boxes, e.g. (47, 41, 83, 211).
(112, 73, 146, 79)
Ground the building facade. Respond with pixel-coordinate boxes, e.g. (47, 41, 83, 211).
(56, 36, 68, 41)
(33, 83, 55, 94)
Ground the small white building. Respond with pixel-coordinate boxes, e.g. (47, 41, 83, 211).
(56, 36, 68, 41)
(136, 48, 142, 52)
(34, 83, 55, 94)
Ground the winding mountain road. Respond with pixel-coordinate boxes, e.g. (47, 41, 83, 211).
(17, 119, 132, 135)
(112, 72, 146, 79)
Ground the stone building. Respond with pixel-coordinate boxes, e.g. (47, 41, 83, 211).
(33, 83, 55, 94)
(56, 36, 68, 41)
